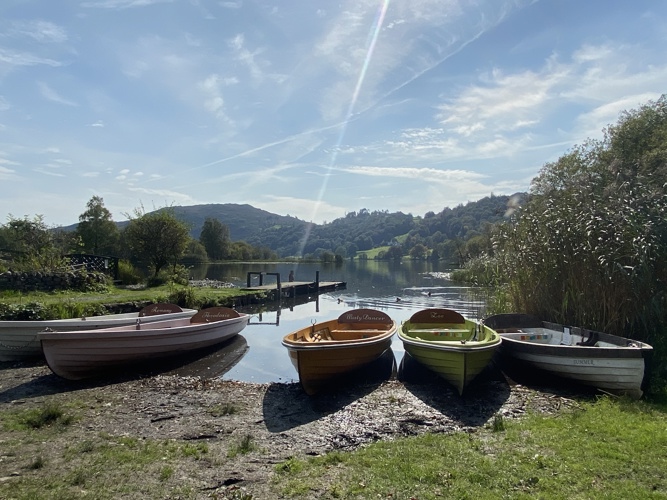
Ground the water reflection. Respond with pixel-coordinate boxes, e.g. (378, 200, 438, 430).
(181, 261, 490, 384)
(163, 335, 249, 378)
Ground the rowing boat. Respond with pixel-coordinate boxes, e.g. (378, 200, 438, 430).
(39, 306, 249, 380)
(0, 303, 197, 361)
(398, 308, 501, 395)
(282, 308, 397, 395)
(484, 313, 653, 398)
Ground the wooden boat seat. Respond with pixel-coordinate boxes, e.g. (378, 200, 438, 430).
(330, 329, 386, 340)
(304, 327, 333, 342)
(408, 328, 470, 339)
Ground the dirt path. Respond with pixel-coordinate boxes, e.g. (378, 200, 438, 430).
(0, 361, 583, 498)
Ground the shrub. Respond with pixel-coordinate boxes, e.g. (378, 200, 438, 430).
(117, 260, 144, 285)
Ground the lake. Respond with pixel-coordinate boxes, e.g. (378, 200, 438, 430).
(168, 261, 489, 384)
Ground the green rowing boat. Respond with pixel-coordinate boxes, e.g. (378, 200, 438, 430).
(398, 308, 501, 395)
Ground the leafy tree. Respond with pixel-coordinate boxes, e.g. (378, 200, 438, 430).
(320, 251, 335, 263)
(124, 207, 191, 277)
(76, 196, 119, 255)
(2, 215, 62, 270)
(199, 217, 231, 260)
(229, 241, 254, 260)
(183, 239, 209, 263)
(409, 243, 428, 260)
(385, 246, 404, 261)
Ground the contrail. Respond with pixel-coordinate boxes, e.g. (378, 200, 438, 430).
(297, 0, 391, 257)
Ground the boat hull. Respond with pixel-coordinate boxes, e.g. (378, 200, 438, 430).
(285, 340, 394, 395)
(400, 341, 498, 395)
(282, 309, 397, 395)
(485, 314, 653, 398)
(0, 304, 197, 361)
(39, 309, 249, 380)
(398, 308, 501, 395)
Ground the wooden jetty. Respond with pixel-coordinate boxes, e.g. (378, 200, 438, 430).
(242, 271, 346, 300)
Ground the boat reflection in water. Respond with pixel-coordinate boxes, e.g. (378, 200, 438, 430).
(162, 334, 249, 379)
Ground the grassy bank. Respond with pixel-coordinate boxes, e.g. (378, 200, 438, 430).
(1, 392, 665, 499)
(0, 284, 264, 319)
(274, 396, 667, 499)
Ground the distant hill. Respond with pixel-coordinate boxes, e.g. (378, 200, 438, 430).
(61, 195, 525, 258)
(167, 195, 524, 257)
(169, 204, 308, 243)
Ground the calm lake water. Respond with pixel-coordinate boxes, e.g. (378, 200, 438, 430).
(169, 261, 489, 384)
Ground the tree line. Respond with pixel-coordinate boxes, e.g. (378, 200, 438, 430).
(0, 200, 276, 281)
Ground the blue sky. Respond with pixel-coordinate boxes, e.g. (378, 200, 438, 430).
(1, 0, 665, 227)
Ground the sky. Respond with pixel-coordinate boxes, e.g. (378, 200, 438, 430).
(0, 0, 666, 227)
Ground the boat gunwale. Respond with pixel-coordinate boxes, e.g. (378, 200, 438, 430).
(1, 308, 198, 329)
(37, 314, 250, 341)
(498, 334, 652, 358)
(484, 313, 653, 358)
(398, 332, 501, 352)
(282, 324, 396, 350)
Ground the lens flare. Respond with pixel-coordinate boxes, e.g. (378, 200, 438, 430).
(298, 0, 391, 257)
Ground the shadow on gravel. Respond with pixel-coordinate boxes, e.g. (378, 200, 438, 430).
(397, 352, 512, 427)
(262, 348, 397, 433)
(0, 366, 114, 403)
(0, 335, 249, 403)
(495, 353, 599, 400)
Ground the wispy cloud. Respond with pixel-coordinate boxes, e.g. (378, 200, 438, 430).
(38, 82, 78, 106)
(33, 167, 65, 177)
(127, 187, 196, 206)
(228, 34, 267, 83)
(8, 20, 68, 43)
(0, 160, 18, 180)
(341, 165, 485, 183)
(80, 0, 174, 9)
(0, 48, 61, 67)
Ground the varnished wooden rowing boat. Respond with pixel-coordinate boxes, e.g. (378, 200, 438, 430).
(282, 308, 397, 395)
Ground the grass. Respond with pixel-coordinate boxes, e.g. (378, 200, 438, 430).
(2, 402, 74, 431)
(274, 396, 667, 499)
(2, 392, 666, 499)
(0, 283, 262, 317)
(208, 402, 239, 416)
(227, 434, 258, 458)
(354, 246, 391, 260)
(0, 431, 210, 499)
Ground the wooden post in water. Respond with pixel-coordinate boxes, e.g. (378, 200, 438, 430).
(246, 272, 262, 287)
